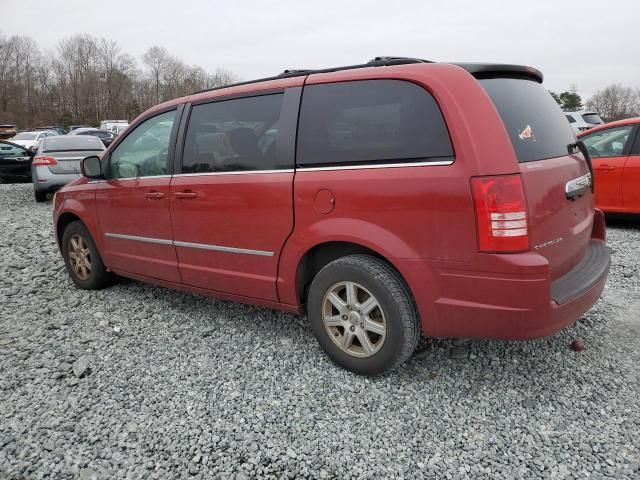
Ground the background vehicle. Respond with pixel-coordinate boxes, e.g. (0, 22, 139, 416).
(579, 117, 640, 214)
(0, 125, 17, 140)
(10, 130, 57, 150)
(34, 126, 65, 135)
(99, 120, 128, 134)
(68, 128, 116, 146)
(54, 58, 609, 375)
(0, 140, 34, 183)
(32, 135, 105, 202)
(68, 125, 92, 132)
(565, 110, 604, 134)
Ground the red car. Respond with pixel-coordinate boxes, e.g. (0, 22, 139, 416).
(578, 117, 640, 214)
(53, 57, 610, 375)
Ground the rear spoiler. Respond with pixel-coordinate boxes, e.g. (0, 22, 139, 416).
(453, 63, 543, 83)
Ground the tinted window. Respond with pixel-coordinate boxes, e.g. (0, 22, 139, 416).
(297, 80, 453, 166)
(480, 78, 576, 163)
(582, 113, 603, 125)
(0, 141, 28, 157)
(109, 110, 176, 179)
(42, 136, 104, 152)
(182, 94, 284, 173)
(566, 114, 576, 123)
(581, 126, 633, 158)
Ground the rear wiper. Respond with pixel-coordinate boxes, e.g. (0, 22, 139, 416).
(568, 140, 594, 193)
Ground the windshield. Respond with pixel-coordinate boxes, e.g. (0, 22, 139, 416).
(582, 113, 603, 125)
(13, 132, 37, 140)
(480, 78, 576, 163)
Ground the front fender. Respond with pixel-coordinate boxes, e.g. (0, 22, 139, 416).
(54, 187, 103, 253)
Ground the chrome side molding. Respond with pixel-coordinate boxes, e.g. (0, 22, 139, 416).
(105, 232, 273, 257)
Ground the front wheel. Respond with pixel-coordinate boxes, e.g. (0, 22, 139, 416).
(308, 255, 420, 376)
(61, 220, 112, 289)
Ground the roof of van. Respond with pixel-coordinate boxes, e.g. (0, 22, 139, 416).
(192, 57, 544, 96)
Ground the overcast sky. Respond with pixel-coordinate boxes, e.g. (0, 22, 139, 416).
(4, 0, 639, 98)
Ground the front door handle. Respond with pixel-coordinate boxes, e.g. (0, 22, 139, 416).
(145, 191, 165, 200)
(173, 191, 198, 199)
(596, 164, 615, 171)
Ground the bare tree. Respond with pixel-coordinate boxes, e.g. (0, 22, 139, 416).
(587, 84, 640, 121)
(142, 46, 169, 105)
(0, 30, 238, 129)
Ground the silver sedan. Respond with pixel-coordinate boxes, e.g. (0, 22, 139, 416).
(31, 135, 105, 202)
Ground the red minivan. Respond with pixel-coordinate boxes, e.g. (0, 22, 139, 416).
(53, 57, 610, 375)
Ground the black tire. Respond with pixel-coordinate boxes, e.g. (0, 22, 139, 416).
(34, 190, 47, 202)
(308, 254, 420, 376)
(61, 220, 112, 290)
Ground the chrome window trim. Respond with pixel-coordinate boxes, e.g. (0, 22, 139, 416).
(104, 232, 273, 257)
(107, 174, 173, 180)
(296, 160, 454, 172)
(175, 169, 293, 177)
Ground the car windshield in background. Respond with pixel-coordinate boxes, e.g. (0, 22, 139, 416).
(13, 133, 37, 140)
(42, 136, 104, 152)
(479, 78, 576, 163)
(582, 113, 603, 125)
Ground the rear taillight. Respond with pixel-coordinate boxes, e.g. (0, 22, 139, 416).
(32, 156, 57, 166)
(471, 175, 529, 253)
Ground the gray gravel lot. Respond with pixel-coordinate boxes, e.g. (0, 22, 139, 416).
(0, 183, 639, 479)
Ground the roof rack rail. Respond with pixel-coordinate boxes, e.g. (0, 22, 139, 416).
(193, 57, 434, 95)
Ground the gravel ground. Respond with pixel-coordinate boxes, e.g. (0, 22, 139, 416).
(0, 183, 639, 480)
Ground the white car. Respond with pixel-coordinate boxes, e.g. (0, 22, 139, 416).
(564, 110, 603, 135)
(10, 130, 58, 150)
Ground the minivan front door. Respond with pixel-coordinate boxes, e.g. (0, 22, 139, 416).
(170, 88, 301, 301)
(95, 109, 182, 283)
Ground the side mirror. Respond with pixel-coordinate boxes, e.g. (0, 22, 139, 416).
(81, 156, 103, 179)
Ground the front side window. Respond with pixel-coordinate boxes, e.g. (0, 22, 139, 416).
(581, 125, 634, 158)
(109, 110, 176, 179)
(297, 80, 453, 167)
(182, 93, 284, 173)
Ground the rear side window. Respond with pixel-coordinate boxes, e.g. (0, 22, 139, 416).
(182, 93, 285, 173)
(565, 115, 576, 123)
(582, 113, 603, 125)
(297, 80, 453, 167)
(480, 78, 576, 163)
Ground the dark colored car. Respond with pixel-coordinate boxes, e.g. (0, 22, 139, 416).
(0, 140, 34, 183)
(69, 128, 116, 147)
(53, 57, 610, 375)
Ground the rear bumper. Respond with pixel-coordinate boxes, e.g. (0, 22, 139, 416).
(32, 166, 81, 192)
(408, 210, 610, 339)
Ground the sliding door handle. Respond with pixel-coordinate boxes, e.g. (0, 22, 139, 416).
(173, 191, 198, 199)
(145, 191, 165, 200)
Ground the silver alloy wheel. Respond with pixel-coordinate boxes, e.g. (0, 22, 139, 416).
(68, 234, 92, 281)
(322, 281, 386, 358)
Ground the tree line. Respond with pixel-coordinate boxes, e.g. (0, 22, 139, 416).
(550, 84, 640, 121)
(0, 32, 238, 129)
(2, 30, 639, 129)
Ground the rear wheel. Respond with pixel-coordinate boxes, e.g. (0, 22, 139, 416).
(61, 221, 112, 289)
(34, 190, 47, 202)
(308, 254, 420, 376)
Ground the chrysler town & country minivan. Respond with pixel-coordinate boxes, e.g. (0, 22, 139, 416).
(52, 57, 610, 375)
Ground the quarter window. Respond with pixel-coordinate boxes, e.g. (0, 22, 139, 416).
(296, 80, 454, 167)
(581, 126, 633, 158)
(109, 110, 176, 179)
(565, 115, 576, 123)
(182, 93, 285, 173)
